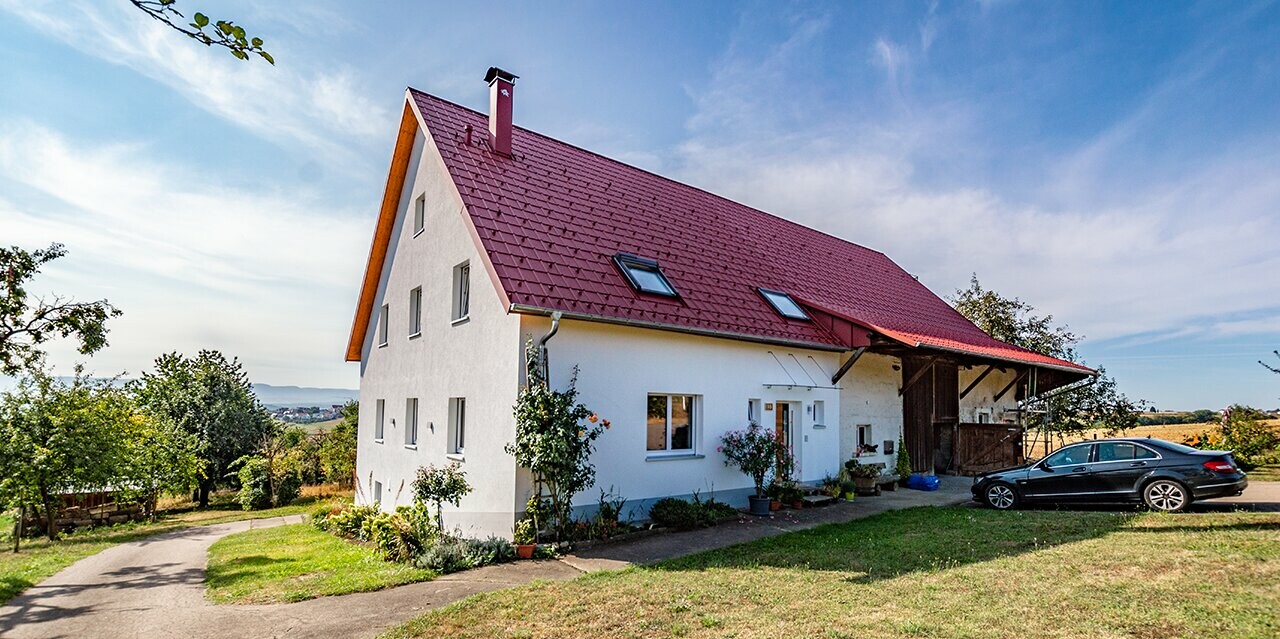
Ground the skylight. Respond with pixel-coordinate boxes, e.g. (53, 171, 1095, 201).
(759, 288, 809, 320)
(614, 253, 678, 297)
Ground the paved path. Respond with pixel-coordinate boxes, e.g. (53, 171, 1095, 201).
(23, 478, 1279, 638)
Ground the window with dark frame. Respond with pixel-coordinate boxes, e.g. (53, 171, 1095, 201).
(413, 194, 426, 236)
(378, 303, 389, 346)
(374, 399, 385, 441)
(614, 253, 678, 297)
(449, 397, 466, 454)
(647, 394, 696, 453)
(452, 262, 471, 322)
(758, 288, 809, 320)
(409, 287, 422, 336)
(405, 397, 418, 446)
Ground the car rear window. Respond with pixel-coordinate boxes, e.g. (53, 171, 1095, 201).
(1151, 440, 1200, 454)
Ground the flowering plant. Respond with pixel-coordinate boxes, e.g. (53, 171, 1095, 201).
(719, 422, 789, 497)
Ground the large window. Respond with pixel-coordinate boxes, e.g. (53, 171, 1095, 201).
(378, 303, 389, 346)
(448, 397, 466, 454)
(452, 262, 471, 322)
(374, 399, 385, 441)
(647, 394, 696, 453)
(413, 194, 426, 236)
(409, 286, 422, 337)
(614, 253, 678, 297)
(405, 398, 418, 446)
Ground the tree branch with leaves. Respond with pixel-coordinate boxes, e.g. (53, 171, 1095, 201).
(1, 243, 121, 376)
(129, 0, 274, 64)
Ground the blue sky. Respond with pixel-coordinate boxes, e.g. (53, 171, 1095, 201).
(1, 1, 1278, 409)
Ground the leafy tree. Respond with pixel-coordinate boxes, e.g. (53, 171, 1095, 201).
(119, 412, 202, 520)
(506, 342, 609, 542)
(0, 366, 133, 542)
(319, 401, 358, 488)
(1218, 405, 1280, 469)
(129, 0, 274, 64)
(411, 463, 472, 531)
(0, 243, 121, 375)
(950, 275, 1145, 450)
(235, 425, 304, 510)
(133, 350, 274, 506)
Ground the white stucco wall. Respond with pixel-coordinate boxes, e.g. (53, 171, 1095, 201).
(958, 366, 1023, 423)
(521, 316, 843, 517)
(355, 127, 523, 539)
(838, 353, 904, 469)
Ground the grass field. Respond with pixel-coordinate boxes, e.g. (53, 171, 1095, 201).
(205, 522, 433, 604)
(0, 487, 350, 605)
(385, 507, 1280, 639)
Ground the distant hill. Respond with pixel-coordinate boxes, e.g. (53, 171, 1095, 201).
(253, 384, 357, 409)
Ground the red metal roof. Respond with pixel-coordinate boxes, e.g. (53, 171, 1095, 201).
(403, 88, 1092, 375)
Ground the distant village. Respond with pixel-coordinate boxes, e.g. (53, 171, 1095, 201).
(270, 405, 344, 424)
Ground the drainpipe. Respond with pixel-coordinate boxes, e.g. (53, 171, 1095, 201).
(537, 311, 562, 382)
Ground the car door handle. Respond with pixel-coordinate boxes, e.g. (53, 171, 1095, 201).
(1071, 466, 1088, 473)
(1129, 461, 1147, 467)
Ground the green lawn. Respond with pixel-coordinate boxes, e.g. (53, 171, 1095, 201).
(0, 493, 342, 605)
(384, 507, 1280, 639)
(205, 522, 434, 604)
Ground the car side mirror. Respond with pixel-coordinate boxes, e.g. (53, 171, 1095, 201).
(1039, 463, 1054, 472)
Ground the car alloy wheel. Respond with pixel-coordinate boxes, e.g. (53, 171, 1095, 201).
(1144, 480, 1188, 512)
(986, 483, 1016, 510)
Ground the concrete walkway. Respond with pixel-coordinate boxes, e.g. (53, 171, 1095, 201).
(0, 478, 974, 639)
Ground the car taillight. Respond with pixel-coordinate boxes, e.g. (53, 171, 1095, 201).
(1203, 460, 1236, 474)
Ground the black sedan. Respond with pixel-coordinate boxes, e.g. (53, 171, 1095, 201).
(972, 438, 1247, 512)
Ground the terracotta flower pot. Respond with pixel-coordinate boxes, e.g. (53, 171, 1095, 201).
(770, 499, 782, 511)
(516, 544, 535, 559)
(791, 500, 804, 509)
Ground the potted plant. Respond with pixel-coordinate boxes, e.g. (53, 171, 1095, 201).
(894, 437, 913, 486)
(719, 422, 789, 516)
(779, 481, 804, 509)
(845, 459, 881, 493)
(765, 482, 783, 511)
(513, 519, 536, 559)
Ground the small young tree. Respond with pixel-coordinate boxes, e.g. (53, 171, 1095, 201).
(506, 341, 609, 542)
(319, 401, 358, 488)
(412, 463, 472, 531)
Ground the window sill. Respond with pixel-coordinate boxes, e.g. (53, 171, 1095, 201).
(812, 424, 827, 429)
(446, 453, 465, 462)
(403, 444, 417, 450)
(373, 438, 384, 444)
(450, 316, 470, 326)
(377, 342, 388, 349)
(413, 227, 425, 238)
(645, 453, 704, 462)
(408, 331, 422, 340)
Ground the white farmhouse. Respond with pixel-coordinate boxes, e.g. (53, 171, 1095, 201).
(345, 67, 1093, 538)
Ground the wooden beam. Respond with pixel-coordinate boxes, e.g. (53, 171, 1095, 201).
(830, 347, 866, 385)
(993, 369, 1029, 402)
(898, 357, 937, 396)
(958, 365, 995, 400)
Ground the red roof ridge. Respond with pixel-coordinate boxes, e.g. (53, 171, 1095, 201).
(407, 87, 890, 260)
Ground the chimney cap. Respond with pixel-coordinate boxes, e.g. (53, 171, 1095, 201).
(484, 67, 519, 85)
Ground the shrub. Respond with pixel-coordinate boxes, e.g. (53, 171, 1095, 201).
(1220, 405, 1280, 469)
(236, 455, 303, 511)
(317, 503, 379, 538)
(718, 423, 789, 497)
(464, 536, 516, 566)
(649, 495, 735, 531)
(513, 518, 536, 545)
(415, 535, 472, 573)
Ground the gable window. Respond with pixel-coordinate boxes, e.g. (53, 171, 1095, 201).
(405, 398, 418, 447)
(614, 253, 678, 297)
(408, 287, 422, 337)
(448, 397, 466, 455)
(374, 399, 385, 441)
(413, 195, 426, 236)
(452, 262, 471, 322)
(378, 303, 389, 346)
(647, 394, 696, 453)
(758, 288, 809, 320)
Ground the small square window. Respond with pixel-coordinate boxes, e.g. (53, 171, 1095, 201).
(413, 195, 426, 236)
(378, 303, 389, 346)
(857, 424, 872, 449)
(614, 253, 677, 297)
(405, 398, 418, 446)
(452, 262, 471, 322)
(373, 480, 383, 505)
(758, 288, 809, 320)
(647, 394, 697, 453)
(374, 399, 385, 441)
(409, 287, 422, 336)
(813, 400, 825, 427)
(747, 398, 763, 425)
(448, 397, 466, 454)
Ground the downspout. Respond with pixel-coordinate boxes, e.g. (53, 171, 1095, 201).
(537, 311, 562, 382)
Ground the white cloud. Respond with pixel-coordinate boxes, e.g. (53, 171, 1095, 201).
(0, 0, 391, 166)
(675, 12, 1280, 350)
(0, 123, 368, 387)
